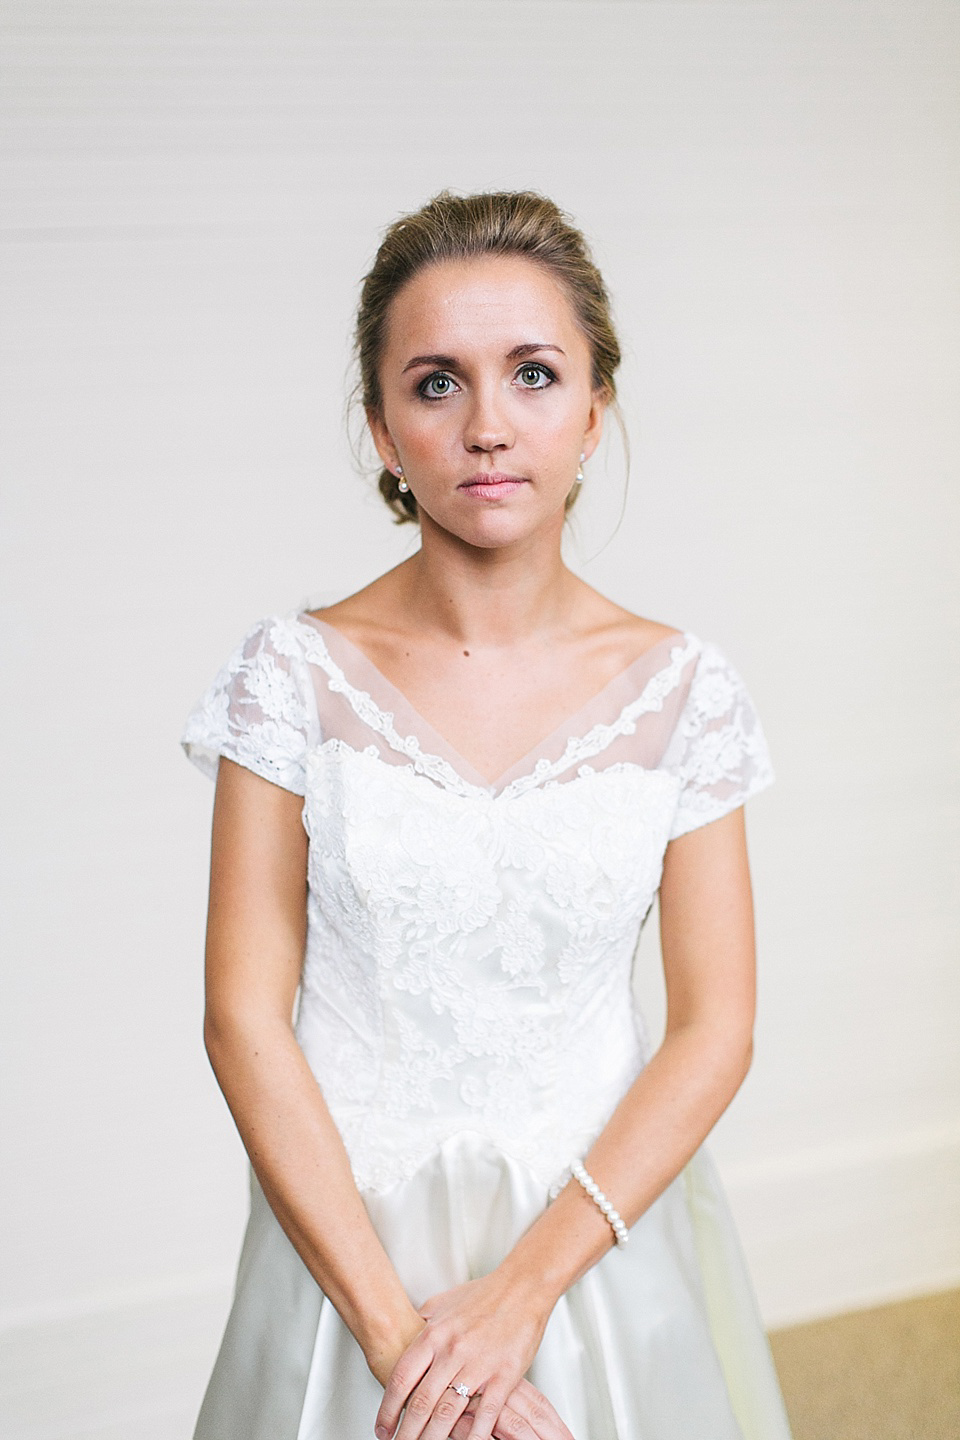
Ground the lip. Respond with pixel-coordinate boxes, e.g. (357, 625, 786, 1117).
(458, 472, 529, 499)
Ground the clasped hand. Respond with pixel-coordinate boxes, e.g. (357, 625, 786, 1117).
(375, 1272, 573, 1440)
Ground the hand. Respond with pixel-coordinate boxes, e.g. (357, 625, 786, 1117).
(450, 1380, 575, 1440)
(374, 1272, 556, 1440)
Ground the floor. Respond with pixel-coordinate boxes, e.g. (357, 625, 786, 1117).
(770, 1288, 960, 1440)
(1, 1287, 957, 1439)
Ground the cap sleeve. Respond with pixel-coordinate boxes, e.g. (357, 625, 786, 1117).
(666, 642, 774, 841)
(181, 616, 318, 795)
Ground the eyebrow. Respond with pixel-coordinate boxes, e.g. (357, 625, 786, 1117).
(401, 343, 566, 374)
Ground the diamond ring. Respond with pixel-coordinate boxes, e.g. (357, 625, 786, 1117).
(448, 1383, 471, 1399)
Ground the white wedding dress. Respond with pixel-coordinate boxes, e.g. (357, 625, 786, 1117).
(182, 612, 793, 1440)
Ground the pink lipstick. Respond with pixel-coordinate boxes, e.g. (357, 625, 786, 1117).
(458, 472, 529, 500)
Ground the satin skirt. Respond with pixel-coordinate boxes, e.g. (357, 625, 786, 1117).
(193, 1133, 792, 1440)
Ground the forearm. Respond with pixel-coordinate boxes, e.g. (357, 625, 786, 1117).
(372, 1018, 752, 1440)
(205, 1010, 422, 1380)
(501, 810, 760, 1309)
(497, 1020, 752, 1308)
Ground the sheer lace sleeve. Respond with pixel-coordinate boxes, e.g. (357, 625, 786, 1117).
(665, 643, 773, 840)
(181, 616, 319, 795)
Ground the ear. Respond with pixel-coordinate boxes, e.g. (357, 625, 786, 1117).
(366, 407, 400, 474)
(581, 390, 608, 462)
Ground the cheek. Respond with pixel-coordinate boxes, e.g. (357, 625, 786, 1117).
(383, 401, 455, 460)
(528, 393, 592, 450)
(404, 422, 461, 469)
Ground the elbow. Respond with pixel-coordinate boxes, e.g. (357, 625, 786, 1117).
(202, 998, 292, 1076)
(721, 1028, 754, 1103)
(718, 1000, 755, 1090)
(203, 1007, 231, 1078)
(697, 1033, 752, 1122)
(703, 1024, 754, 1106)
(669, 1015, 754, 1092)
(202, 1002, 255, 1077)
(202, 1006, 219, 1054)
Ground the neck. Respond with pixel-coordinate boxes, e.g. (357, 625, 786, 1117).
(399, 512, 578, 649)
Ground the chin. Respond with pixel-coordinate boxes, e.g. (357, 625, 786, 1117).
(451, 513, 549, 550)
(424, 495, 568, 550)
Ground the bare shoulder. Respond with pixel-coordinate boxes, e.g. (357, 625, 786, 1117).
(572, 581, 683, 670)
(304, 567, 409, 646)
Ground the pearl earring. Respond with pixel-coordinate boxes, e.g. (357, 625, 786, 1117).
(575, 452, 585, 485)
(395, 465, 409, 494)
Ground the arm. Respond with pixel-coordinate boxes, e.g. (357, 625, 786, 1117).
(378, 806, 757, 1440)
(203, 758, 423, 1382)
(206, 759, 571, 1440)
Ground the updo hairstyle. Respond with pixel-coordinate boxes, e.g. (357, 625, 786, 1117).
(354, 190, 623, 523)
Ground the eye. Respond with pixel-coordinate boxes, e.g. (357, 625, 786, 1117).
(418, 371, 459, 400)
(515, 363, 555, 390)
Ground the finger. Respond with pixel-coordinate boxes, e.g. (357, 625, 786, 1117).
(509, 1379, 574, 1438)
(395, 1374, 466, 1440)
(465, 1382, 513, 1440)
(490, 1405, 542, 1440)
(453, 1405, 527, 1440)
(375, 1342, 433, 1439)
(503, 1381, 574, 1440)
(419, 1381, 472, 1440)
(450, 1413, 476, 1440)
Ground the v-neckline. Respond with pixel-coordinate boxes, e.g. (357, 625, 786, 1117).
(294, 612, 698, 798)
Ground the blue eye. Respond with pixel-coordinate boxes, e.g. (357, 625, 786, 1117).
(516, 364, 554, 389)
(418, 372, 458, 400)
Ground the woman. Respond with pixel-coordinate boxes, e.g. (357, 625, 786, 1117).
(183, 190, 793, 1440)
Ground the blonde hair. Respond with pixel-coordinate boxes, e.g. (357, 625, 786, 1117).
(354, 190, 622, 523)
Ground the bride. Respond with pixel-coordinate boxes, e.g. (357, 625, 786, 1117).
(183, 190, 792, 1440)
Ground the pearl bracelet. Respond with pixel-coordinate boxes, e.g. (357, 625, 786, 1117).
(570, 1160, 630, 1248)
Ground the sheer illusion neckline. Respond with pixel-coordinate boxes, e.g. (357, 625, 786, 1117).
(293, 612, 700, 799)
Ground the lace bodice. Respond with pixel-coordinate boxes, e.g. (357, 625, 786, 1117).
(183, 613, 773, 1192)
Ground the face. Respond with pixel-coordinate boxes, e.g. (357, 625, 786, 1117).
(368, 255, 606, 549)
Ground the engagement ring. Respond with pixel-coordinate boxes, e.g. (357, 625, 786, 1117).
(448, 1383, 471, 1399)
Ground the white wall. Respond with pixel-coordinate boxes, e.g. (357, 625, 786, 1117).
(2, 0, 958, 1378)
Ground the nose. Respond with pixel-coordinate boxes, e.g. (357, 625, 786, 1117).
(462, 382, 514, 454)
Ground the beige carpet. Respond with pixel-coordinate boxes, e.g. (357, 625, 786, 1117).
(769, 1288, 960, 1440)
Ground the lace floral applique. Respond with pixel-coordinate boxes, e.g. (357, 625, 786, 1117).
(184, 617, 773, 1193)
(182, 617, 318, 793)
(667, 643, 774, 840)
(293, 620, 492, 800)
(498, 635, 701, 799)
